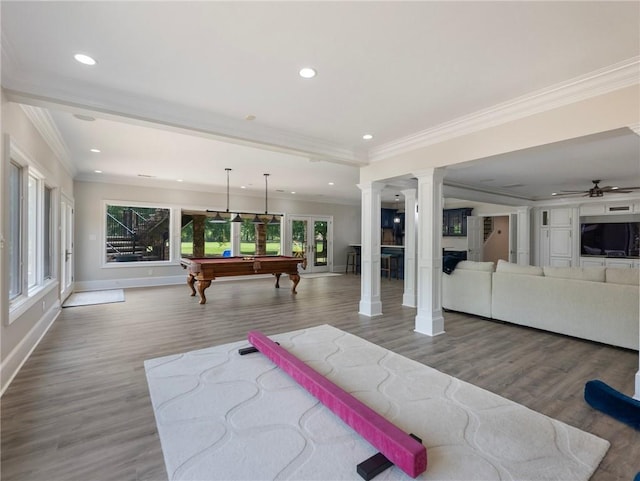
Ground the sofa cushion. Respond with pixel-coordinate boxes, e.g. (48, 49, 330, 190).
(606, 268, 639, 286)
(496, 259, 543, 276)
(456, 261, 495, 272)
(543, 266, 605, 282)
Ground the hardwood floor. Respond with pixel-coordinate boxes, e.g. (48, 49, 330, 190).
(2, 275, 638, 481)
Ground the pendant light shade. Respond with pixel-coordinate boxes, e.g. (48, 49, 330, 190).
(268, 215, 280, 225)
(210, 211, 225, 223)
(251, 214, 263, 224)
(231, 213, 243, 223)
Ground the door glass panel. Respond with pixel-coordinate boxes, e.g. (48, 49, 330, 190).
(313, 221, 328, 267)
(292, 220, 308, 258)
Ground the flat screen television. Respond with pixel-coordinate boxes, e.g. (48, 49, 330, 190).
(580, 222, 640, 257)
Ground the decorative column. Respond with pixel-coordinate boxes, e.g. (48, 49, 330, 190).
(192, 215, 206, 258)
(414, 168, 445, 336)
(516, 207, 531, 265)
(401, 188, 417, 307)
(358, 181, 384, 317)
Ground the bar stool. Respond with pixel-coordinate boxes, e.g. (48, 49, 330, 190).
(380, 254, 398, 280)
(346, 251, 358, 273)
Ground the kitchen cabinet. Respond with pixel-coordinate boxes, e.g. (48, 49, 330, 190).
(443, 208, 473, 236)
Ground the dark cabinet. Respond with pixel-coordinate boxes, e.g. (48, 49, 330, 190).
(381, 208, 396, 228)
(443, 208, 473, 236)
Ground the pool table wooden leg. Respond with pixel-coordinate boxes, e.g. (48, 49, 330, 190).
(187, 274, 197, 297)
(274, 273, 281, 288)
(197, 280, 211, 304)
(290, 273, 300, 294)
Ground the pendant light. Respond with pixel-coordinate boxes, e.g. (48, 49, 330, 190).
(208, 168, 242, 223)
(253, 173, 278, 224)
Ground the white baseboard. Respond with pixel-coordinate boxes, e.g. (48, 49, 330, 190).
(74, 275, 185, 292)
(73, 273, 283, 292)
(1, 302, 61, 397)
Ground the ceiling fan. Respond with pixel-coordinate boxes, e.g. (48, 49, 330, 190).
(554, 180, 640, 198)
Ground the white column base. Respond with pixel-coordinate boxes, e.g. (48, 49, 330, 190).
(359, 300, 383, 317)
(402, 294, 417, 308)
(634, 370, 640, 401)
(414, 312, 445, 336)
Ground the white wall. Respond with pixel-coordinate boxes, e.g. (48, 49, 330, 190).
(73, 180, 361, 289)
(1, 94, 74, 394)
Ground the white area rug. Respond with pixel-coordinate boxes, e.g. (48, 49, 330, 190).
(144, 325, 609, 481)
(62, 289, 125, 307)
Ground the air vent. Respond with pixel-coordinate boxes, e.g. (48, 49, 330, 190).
(608, 205, 630, 212)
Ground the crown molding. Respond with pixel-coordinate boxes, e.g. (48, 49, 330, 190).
(370, 57, 640, 162)
(629, 123, 640, 136)
(19, 104, 75, 176)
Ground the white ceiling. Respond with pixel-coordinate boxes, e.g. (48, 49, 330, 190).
(2, 1, 639, 204)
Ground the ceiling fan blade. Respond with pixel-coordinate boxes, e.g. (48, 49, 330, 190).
(598, 186, 614, 191)
(559, 190, 587, 194)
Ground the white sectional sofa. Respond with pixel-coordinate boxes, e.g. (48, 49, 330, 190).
(442, 259, 639, 350)
(442, 261, 494, 318)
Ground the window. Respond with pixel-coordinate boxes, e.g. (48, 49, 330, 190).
(44, 186, 53, 279)
(181, 213, 232, 257)
(8, 154, 55, 312)
(27, 174, 39, 288)
(106, 204, 171, 263)
(241, 218, 281, 255)
(9, 162, 22, 300)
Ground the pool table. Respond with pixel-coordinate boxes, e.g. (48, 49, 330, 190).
(180, 256, 307, 304)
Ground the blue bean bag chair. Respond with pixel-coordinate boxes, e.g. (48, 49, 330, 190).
(584, 380, 640, 430)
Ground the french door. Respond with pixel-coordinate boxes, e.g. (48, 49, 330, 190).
(287, 216, 332, 273)
(60, 195, 74, 301)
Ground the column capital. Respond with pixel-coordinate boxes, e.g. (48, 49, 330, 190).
(357, 181, 386, 192)
(411, 167, 445, 182)
(400, 188, 417, 199)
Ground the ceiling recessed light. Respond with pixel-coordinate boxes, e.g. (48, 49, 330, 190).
(362, 134, 373, 140)
(74, 53, 97, 66)
(611, 186, 619, 190)
(94, 170, 102, 174)
(291, 191, 296, 194)
(328, 182, 335, 186)
(299, 67, 317, 79)
(245, 114, 256, 121)
(90, 148, 101, 153)
(241, 185, 246, 189)
(177, 179, 183, 182)
(551, 192, 558, 196)
(73, 114, 96, 121)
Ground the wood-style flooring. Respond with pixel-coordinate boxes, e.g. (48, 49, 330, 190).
(1, 274, 638, 481)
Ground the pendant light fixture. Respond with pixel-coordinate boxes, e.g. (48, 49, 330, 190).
(253, 173, 280, 225)
(208, 168, 242, 223)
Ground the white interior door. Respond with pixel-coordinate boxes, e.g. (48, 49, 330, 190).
(466, 216, 483, 261)
(60, 195, 74, 300)
(287, 216, 332, 273)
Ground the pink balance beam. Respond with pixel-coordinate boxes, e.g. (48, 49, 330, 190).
(247, 331, 427, 478)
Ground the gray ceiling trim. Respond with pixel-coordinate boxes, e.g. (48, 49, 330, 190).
(369, 57, 640, 163)
(5, 85, 367, 168)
